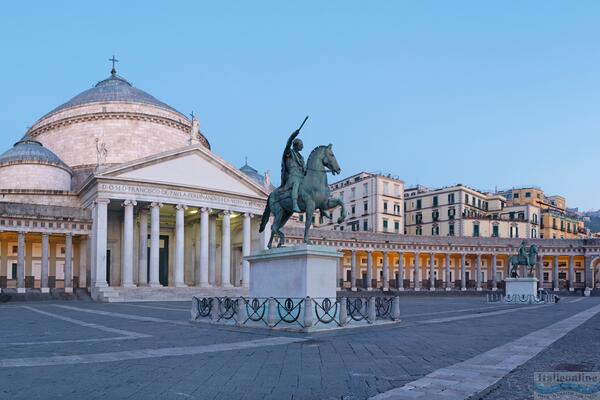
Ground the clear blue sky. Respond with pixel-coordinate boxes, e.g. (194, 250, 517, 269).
(1, 1, 599, 210)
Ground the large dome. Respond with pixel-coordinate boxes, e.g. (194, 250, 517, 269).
(26, 68, 210, 176)
(44, 73, 182, 118)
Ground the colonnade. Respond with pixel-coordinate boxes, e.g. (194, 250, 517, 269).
(0, 231, 83, 293)
(340, 249, 595, 292)
(91, 198, 257, 290)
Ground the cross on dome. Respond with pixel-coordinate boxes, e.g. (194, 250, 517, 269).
(109, 55, 119, 76)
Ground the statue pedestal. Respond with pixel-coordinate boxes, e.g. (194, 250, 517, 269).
(505, 277, 539, 303)
(246, 244, 340, 299)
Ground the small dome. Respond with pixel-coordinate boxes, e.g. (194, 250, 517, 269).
(240, 161, 274, 191)
(0, 134, 70, 172)
(44, 72, 182, 118)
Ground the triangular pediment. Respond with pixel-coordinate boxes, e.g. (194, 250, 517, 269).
(98, 145, 268, 198)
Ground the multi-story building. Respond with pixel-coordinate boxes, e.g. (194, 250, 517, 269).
(318, 172, 404, 233)
(404, 184, 539, 239)
(497, 187, 585, 239)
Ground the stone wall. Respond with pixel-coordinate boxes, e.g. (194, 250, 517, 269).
(0, 164, 71, 191)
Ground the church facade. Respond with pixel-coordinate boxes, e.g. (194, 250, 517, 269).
(0, 68, 269, 301)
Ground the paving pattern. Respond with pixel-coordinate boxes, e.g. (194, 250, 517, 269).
(0, 296, 598, 400)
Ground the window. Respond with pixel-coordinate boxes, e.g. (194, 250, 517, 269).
(394, 184, 401, 196)
(576, 272, 582, 282)
(416, 199, 422, 209)
(543, 272, 549, 282)
(510, 226, 519, 238)
(448, 193, 455, 204)
(394, 221, 400, 233)
(518, 212, 525, 221)
(448, 208, 455, 219)
(509, 212, 515, 221)
(363, 220, 368, 231)
(416, 213, 422, 224)
(351, 205, 355, 215)
(552, 218, 557, 229)
(383, 219, 388, 232)
(448, 224, 455, 236)
(416, 226, 422, 235)
(477, 199, 481, 209)
(531, 229, 537, 238)
(558, 272, 567, 280)
(363, 183, 369, 196)
(383, 202, 388, 213)
(364, 202, 368, 213)
(432, 210, 439, 221)
(514, 192, 520, 199)
(394, 203, 400, 215)
(525, 192, 531, 198)
(492, 225, 499, 237)
(432, 225, 439, 235)
(532, 214, 538, 224)
(465, 194, 469, 204)
(433, 196, 438, 207)
(351, 187, 356, 199)
(383, 182, 389, 195)
(473, 223, 480, 237)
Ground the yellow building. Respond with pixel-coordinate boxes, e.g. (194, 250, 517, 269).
(498, 187, 584, 239)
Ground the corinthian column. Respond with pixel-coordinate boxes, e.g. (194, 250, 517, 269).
(174, 204, 187, 287)
(17, 231, 25, 293)
(242, 213, 252, 288)
(198, 208, 211, 287)
(122, 200, 137, 288)
(149, 202, 163, 287)
(41, 233, 49, 293)
(383, 251, 389, 291)
(220, 211, 232, 288)
(64, 233, 73, 293)
(138, 208, 148, 286)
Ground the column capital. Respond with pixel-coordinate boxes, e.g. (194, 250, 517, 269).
(65, 232, 73, 238)
(200, 207, 212, 213)
(122, 200, 137, 207)
(221, 210, 232, 216)
(94, 198, 111, 206)
(41, 232, 49, 238)
(243, 212, 253, 218)
(175, 204, 188, 211)
(150, 202, 163, 208)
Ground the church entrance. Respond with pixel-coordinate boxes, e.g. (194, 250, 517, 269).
(147, 235, 169, 286)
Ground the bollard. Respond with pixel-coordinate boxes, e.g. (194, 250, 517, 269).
(367, 297, 377, 324)
(210, 297, 220, 323)
(191, 297, 199, 321)
(303, 296, 313, 329)
(391, 296, 401, 321)
(339, 297, 348, 326)
(267, 297, 277, 328)
(236, 298, 247, 326)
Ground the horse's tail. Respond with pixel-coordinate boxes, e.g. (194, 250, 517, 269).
(259, 194, 272, 233)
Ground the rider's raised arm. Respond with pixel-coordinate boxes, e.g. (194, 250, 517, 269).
(284, 129, 300, 154)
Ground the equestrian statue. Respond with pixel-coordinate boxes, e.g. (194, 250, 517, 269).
(509, 241, 538, 278)
(259, 116, 347, 248)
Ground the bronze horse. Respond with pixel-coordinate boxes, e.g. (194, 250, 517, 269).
(259, 144, 346, 248)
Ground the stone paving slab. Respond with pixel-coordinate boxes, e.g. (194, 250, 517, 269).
(0, 297, 598, 399)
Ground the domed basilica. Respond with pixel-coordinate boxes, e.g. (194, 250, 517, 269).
(0, 65, 270, 301)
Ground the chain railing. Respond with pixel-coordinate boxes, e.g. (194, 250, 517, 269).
(485, 292, 558, 304)
(191, 295, 401, 330)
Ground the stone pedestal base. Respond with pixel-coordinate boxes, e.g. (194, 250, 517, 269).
(65, 287, 73, 293)
(17, 288, 25, 293)
(246, 244, 340, 299)
(41, 287, 50, 293)
(505, 277, 539, 303)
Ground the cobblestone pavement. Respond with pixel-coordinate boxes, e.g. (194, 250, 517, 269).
(471, 302, 600, 400)
(0, 296, 598, 400)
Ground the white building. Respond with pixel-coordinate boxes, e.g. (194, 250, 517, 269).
(0, 66, 269, 301)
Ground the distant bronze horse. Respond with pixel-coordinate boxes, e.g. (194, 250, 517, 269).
(259, 144, 346, 248)
(509, 244, 538, 277)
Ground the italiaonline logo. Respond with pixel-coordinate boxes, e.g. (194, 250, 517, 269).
(534, 372, 600, 399)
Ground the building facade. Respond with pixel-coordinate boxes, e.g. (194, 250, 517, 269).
(319, 172, 404, 233)
(0, 67, 270, 301)
(498, 187, 585, 239)
(403, 184, 539, 239)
